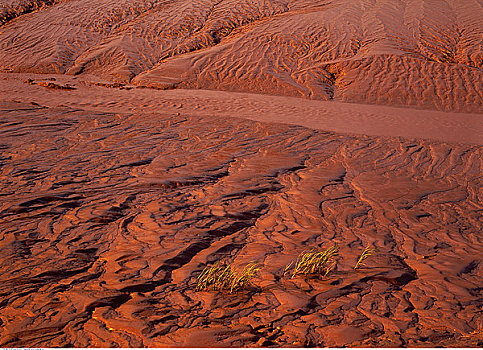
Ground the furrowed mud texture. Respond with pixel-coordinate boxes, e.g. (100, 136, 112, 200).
(0, 101, 482, 347)
(0, 0, 482, 112)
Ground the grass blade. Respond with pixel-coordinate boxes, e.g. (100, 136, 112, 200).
(354, 245, 376, 270)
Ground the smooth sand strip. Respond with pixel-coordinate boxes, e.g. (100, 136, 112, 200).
(2, 73, 482, 145)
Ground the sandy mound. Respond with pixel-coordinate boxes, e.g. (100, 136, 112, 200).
(1, 0, 482, 112)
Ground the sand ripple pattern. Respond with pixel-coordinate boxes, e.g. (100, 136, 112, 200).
(0, 0, 482, 112)
(0, 101, 481, 347)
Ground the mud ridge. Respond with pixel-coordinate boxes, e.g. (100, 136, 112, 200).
(0, 0, 481, 111)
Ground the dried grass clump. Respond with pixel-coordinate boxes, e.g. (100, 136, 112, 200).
(285, 245, 339, 278)
(195, 262, 261, 292)
(354, 245, 376, 269)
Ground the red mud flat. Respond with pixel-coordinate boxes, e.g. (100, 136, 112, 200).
(0, 97, 481, 347)
(0, 0, 482, 348)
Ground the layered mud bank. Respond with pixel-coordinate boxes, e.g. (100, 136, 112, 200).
(0, 101, 481, 347)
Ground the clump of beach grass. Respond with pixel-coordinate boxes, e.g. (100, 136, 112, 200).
(354, 245, 376, 269)
(195, 262, 261, 292)
(284, 245, 339, 279)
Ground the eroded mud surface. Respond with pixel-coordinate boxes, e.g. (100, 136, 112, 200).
(0, 100, 481, 347)
(1, 0, 482, 112)
(0, 0, 482, 347)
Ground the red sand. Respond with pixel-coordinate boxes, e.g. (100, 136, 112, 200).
(0, 0, 482, 347)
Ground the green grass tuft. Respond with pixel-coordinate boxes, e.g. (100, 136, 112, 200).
(285, 245, 339, 279)
(195, 262, 261, 292)
(354, 245, 376, 269)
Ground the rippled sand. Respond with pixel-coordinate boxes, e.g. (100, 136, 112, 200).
(0, 0, 482, 347)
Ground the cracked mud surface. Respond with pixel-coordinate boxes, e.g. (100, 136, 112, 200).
(0, 99, 481, 347)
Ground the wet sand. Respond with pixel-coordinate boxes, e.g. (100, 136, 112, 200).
(0, 0, 482, 347)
